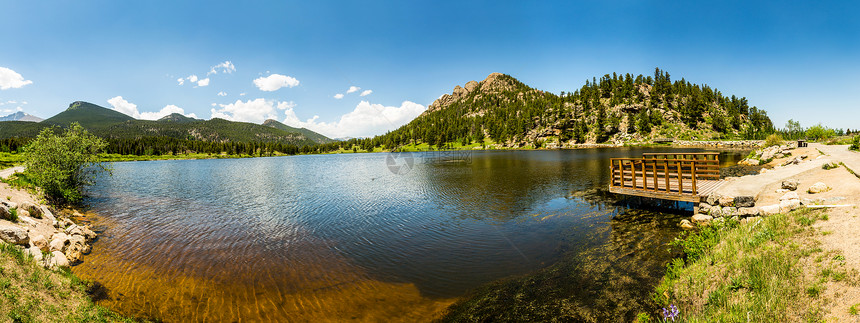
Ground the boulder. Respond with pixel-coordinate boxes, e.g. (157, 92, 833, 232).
(779, 191, 800, 201)
(19, 202, 41, 219)
(17, 209, 30, 218)
(0, 224, 29, 245)
(18, 216, 37, 227)
(26, 246, 43, 262)
(50, 251, 70, 268)
(66, 224, 83, 237)
(759, 204, 781, 216)
(722, 207, 737, 217)
(0, 200, 16, 209)
(692, 213, 714, 226)
(781, 179, 800, 191)
(733, 196, 756, 207)
(49, 233, 70, 253)
(718, 196, 735, 207)
(737, 207, 759, 217)
(808, 182, 831, 194)
(780, 199, 801, 213)
(0, 205, 10, 221)
(30, 234, 49, 252)
(679, 219, 695, 230)
(65, 237, 86, 264)
(706, 193, 722, 206)
(80, 226, 97, 242)
(40, 207, 56, 221)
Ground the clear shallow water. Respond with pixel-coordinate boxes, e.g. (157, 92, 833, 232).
(73, 148, 746, 322)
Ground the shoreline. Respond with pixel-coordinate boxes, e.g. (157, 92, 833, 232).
(652, 143, 860, 321)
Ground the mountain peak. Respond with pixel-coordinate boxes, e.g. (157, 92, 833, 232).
(425, 73, 531, 114)
(158, 113, 197, 123)
(0, 111, 44, 122)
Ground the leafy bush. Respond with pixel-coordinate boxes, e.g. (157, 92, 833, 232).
(805, 124, 836, 141)
(764, 134, 783, 147)
(851, 136, 860, 151)
(22, 123, 109, 204)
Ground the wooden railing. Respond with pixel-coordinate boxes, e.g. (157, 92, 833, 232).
(610, 153, 720, 196)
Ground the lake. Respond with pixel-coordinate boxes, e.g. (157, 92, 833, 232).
(73, 148, 747, 321)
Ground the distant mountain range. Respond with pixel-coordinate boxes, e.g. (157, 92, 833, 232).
(0, 111, 44, 122)
(0, 101, 335, 147)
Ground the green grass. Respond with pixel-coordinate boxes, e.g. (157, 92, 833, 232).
(0, 152, 23, 168)
(652, 208, 840, 322)
(0, 242, 138, 322)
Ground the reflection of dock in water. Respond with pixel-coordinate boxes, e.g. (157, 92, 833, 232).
(609, 153, 725, 203)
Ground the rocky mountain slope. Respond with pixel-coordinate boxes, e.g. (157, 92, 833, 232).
(352, 69, 774, 150)
(0, 111, 44, 122)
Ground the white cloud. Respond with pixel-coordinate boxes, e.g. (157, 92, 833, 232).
(217, 91, 227, 96)
(211, 103, 217, 107)
(334, 93, 344, 99)
(239, 92, 246, 96)
(188, 75, 198, 83)
(253, 74, 300, 91)
(197, 78, 210, 87)
(210, 98, 296, 124)
(176, 78, 185, 85)
(346, 86, 360, 94)
(107, 96, 139, 118)
(360, 89, 373, 96)
(107, 96, 196, 120)
(0, 67, 33, 90)
(208, 61, 235, 75)
(139, 105, 198, 120)
(283, 100, 426, 138)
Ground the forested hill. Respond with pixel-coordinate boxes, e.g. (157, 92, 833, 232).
(0, 101, 331, 155)
(262, 119, 336, 144)
(317, 68, 774, 152)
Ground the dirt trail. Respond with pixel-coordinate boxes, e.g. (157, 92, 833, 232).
(0, 166, 24, 179)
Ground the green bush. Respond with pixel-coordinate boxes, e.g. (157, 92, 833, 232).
(850, 136, 860, 151)
(22, 123, 109, 205)
(764, 134, 783, 147)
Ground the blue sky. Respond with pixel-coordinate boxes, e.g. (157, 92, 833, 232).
(1, 1, 858, 137)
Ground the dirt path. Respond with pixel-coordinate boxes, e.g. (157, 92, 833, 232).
(0, 166, 24, 179)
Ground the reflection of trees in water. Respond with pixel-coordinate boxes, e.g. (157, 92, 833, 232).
(441, 203, 686, 322)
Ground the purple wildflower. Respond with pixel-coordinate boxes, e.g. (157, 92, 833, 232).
(661, 304, 679, 322)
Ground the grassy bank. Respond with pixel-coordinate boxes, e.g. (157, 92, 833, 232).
(0, 242, 134, 322)
(646, 208, 859, 322)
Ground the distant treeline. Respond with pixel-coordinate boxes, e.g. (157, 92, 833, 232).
(0, 136, 319, 156)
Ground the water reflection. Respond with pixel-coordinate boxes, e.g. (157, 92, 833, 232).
(74, 148, 746, 321)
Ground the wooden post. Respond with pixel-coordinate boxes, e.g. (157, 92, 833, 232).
(652, 161, 658, 192)
(691, 161, 698, 195)
(664, 160, 669, 193)
(632, 161, 637, 189)
(677, 161, 683, 193)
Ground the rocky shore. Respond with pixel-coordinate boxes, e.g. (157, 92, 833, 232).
(680, 142, 845, 229)
(0, 175, 98, 269)
(672, 140, 764, 148)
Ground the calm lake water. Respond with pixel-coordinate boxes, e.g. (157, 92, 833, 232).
(73, 148, 746, 322)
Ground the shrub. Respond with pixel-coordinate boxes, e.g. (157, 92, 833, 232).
(22, 123, 109, 205)
(764, 134, 784, 147)
(851, 136, 860, 151)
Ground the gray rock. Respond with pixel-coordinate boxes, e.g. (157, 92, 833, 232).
(692, 213, 714, 226)
(50, 251, 70, 268)
(718, 196, 735, 207)
(80, 226, 97, 242)
(759, 204, 781, 216)
(733, 196, 756, 207)
(0, 205, 10, 221)
(781, 179, 800, 191)
(808, 182, 831, 194)
(464, 80, 479, 92)
(30, 234, 49, 252)
(707, 193, 722, 206)
(737, 207, 759, 217)
(780, 199, 801, 213)
(19, 201, 41, 219)
(40, 207, 56, 221)
(722, 207, 737, 217)
(0, 224, 29, 245)
(779, 191, 800, 201)
(0, 200, 16, 209)
(27, 246, 43, 262)
(679, 219, 695, 230)
(49, 233, 69, 253)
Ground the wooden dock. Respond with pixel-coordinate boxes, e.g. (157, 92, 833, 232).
(609, 153, 725, 202)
